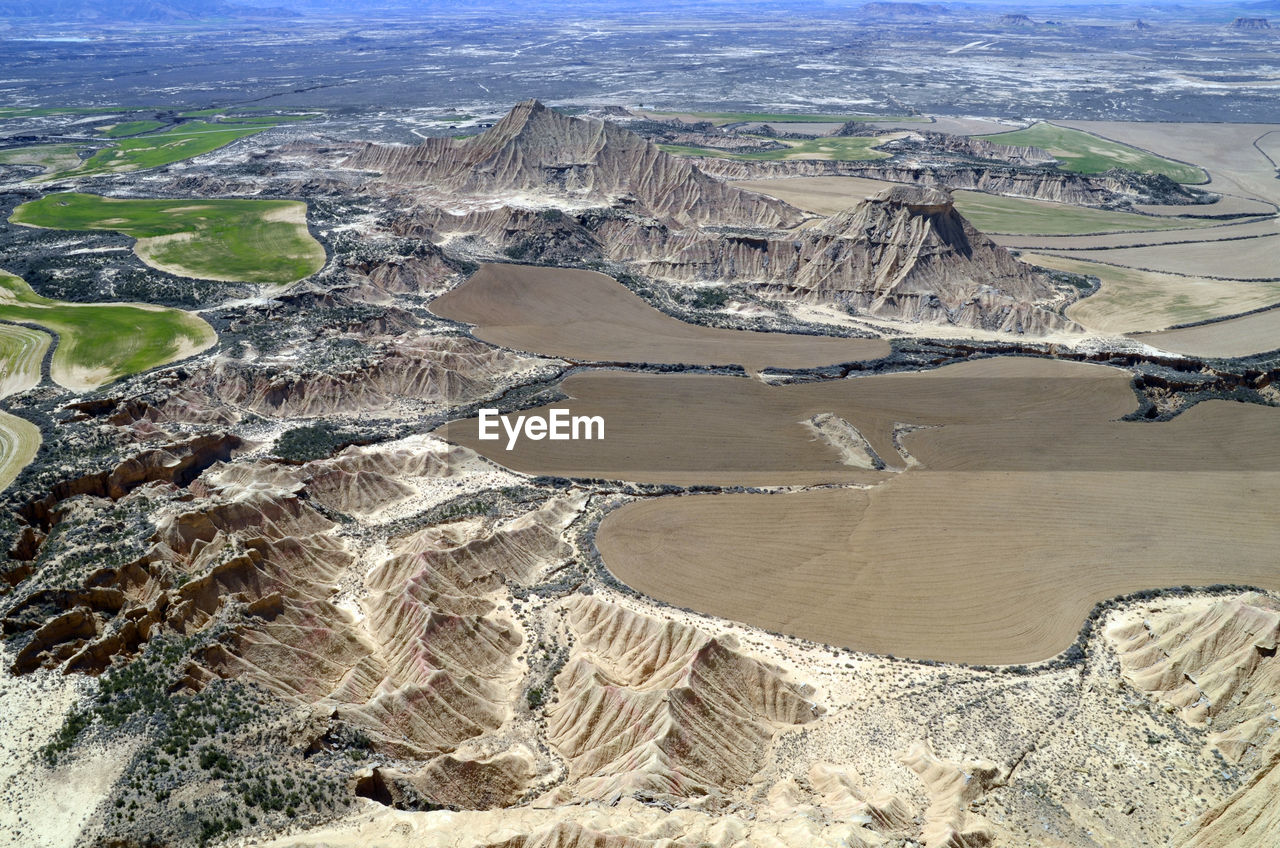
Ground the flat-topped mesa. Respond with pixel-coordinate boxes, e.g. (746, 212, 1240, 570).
(825, 184, 955, 221)
(345, 99, 803, 229)
(625, 183, 1077, 334)
(1231, 17, 1270, 30)
(796, 185, 1074, 332)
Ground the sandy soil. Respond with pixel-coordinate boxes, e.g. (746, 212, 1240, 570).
(0, 645, 133, 848)
(430, 263, 890, 374)
(1026, 252, 1280, 334)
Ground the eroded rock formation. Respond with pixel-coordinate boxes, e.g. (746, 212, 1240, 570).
(345, 99, 803, 229)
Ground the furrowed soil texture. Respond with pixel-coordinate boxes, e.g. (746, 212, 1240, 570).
(11, 193, 325, 284)
(0, 411, 39, 493)
(441, 359, 1280, 663)
(0, 271, 215, 390)
(0, 323, 50, 397)
(430, 263, 890, 373)
(597, 468, 1280, 664)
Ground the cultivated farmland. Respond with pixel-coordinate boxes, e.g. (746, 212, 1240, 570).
(1028, 253, 1280, 334)
(661, 134, 897, 162)
(978, 122, 1206, 183)
(732, 176, 1213, 234)
(430, 263, 889, 373)
(11, 193, 325, 285)
(0, 271, 215, 390)
(0, 411, 40, 493)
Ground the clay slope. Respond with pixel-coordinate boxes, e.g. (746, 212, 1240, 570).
(4, 437, 581, 783)
(608, 185, 1078, 333)
(1109, 593, 1280, 848)
(345, 99, 803, 229)
(167, 334, 554, 420)
(1108, 592, 1280, 762)
(546, 597, 822, 802)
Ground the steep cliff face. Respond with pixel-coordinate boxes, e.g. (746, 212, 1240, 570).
(602, 186, 1078, 334)
(345, 99, 803, 229)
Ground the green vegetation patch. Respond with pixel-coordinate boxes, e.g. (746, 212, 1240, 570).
(0, 271, 214, 389)
(275, 422, 363, 462)
(11, 193, 325, 285)
(50, 120, 269, 179)
(661, 135, 893, 162)
(952, 191, 1216, 235)
(977, 122, 1206, 184)
(99, 120, 167, 138)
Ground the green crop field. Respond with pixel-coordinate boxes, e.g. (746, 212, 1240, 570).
(0, 271, 215, 390)
(644, 109, 923, 125)
(11, 193, 326, 285)
(661, 135, 894, 162)
(0, 410, 40, 493)
(952, 191, 1216, 235)
(99, 120, 167, 138)
(46, 121, 269, 179)
(977, 122, 1206, 183)
(0, 323, 50, 398)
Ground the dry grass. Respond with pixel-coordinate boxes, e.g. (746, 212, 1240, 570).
(1023, 253, 1280, 334)
(1137, 309, 1280, 357)
(995, 215, 1279, 251)
(732, 177, 1210, 235)
(430, 263, 889, 373)
(1065, 234, 1280, 281)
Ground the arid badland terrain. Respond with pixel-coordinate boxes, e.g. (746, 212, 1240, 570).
(2, 3, 1280, 846)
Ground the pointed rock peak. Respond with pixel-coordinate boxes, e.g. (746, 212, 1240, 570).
(486, 98, 561, 139)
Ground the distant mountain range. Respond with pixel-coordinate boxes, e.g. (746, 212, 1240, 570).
(2, 0, 1277, 26)
(0, 0, 297, 23)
